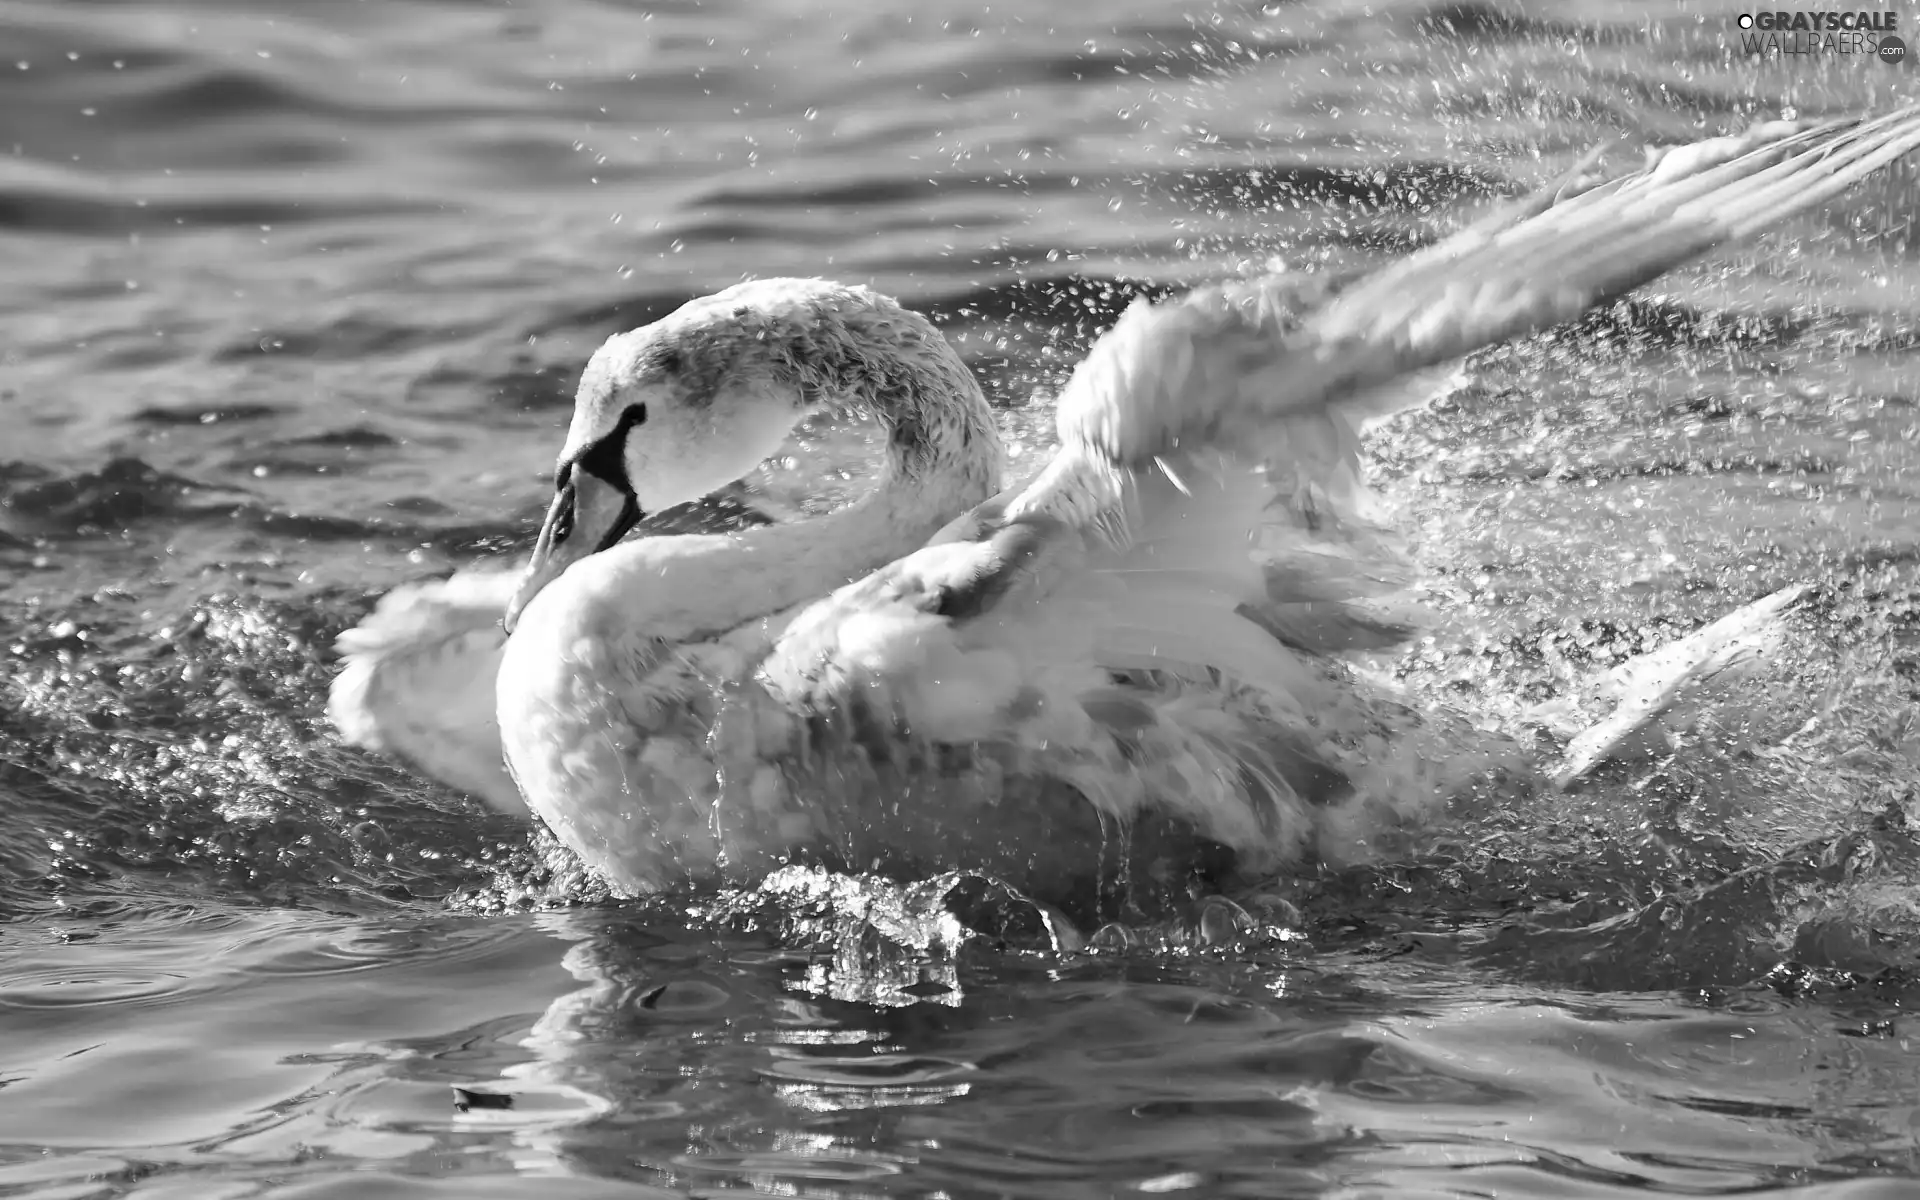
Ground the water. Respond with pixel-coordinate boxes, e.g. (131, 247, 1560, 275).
(3, 0, 1918, 1194)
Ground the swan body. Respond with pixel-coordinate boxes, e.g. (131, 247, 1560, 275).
(491, 275, 1456, 894)
(333, 109, 1920, 900)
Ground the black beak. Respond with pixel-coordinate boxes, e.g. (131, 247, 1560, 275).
(504, 464, 642, 633)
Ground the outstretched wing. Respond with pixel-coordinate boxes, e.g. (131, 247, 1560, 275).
(1035, 108, 1920, 476)
(755, 110, 1920, 861)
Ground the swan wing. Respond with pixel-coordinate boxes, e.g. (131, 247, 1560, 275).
(329, 566, 525, 814)
(757, 110, 1920, 867)
(759, 449, 1379, 870)
(1527, 582, 1815, 789)
(1041, 108, 1920, 474)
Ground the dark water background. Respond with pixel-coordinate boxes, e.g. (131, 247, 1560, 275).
(3, 0, 1919, 1195)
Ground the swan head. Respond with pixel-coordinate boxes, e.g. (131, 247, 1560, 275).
(504, 278, 961, 631)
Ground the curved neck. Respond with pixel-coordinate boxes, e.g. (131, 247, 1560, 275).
(784, 296, 1004, 501)
(589, 316, 1006, 641)
(736, 303, 1005, 611)
(715, 450, 987, 624)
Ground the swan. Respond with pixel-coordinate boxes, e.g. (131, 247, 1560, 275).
(335, 108, 1920, 902)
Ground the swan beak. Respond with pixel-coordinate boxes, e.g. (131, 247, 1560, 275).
(504, 466, 642, 633)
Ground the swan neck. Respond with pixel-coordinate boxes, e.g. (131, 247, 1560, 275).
(755, 298, 1003, 590)
(727, 466, 971, 610)
(791, 300, 1004, 504)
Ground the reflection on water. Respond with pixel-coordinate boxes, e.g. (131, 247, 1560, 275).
(2, 0, 1918, 1193)
(10, 900, 1915, 1196)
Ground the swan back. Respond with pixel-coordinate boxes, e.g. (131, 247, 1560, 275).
(757, 448, 1389, 877)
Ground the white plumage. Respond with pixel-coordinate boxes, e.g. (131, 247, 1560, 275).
(330, 108, 1920, 901)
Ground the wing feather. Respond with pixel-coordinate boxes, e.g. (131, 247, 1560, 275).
(328, 567, 522, 814)
(756, 108, 1920, 868)
(1033, 108, 1920, 478)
